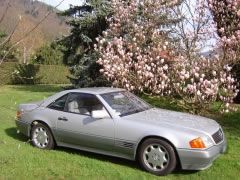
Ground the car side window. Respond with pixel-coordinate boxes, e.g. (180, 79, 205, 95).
(48, 94, 68, 111)
(66, 93, 106, 116)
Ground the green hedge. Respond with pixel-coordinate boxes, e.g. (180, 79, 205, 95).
(0, 62, 70, 85)
(38, 64, 70, 84)
(0, 62, 16, 85)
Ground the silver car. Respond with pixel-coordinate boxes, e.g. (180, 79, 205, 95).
(16, 87, 226, 176)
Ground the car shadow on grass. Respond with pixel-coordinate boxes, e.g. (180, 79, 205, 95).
(5, 127, 29, 142)
(57, 146, 141, 169)
(54, 146, 198, 176)
(5, 127, 198, 176)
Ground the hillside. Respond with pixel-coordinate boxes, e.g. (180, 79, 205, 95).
(0, 0, 69, 63)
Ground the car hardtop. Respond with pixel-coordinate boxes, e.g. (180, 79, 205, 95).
(65, 87, 126, 95)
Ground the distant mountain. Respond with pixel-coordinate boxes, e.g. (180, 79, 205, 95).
(0, 0, 69, 62)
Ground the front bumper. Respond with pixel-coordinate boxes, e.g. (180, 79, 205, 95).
(177, 140, 227, 170)
(15, 120, 30, 137)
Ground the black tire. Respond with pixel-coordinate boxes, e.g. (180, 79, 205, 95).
(30, 122, 55, 150)
(138, 138, 177, 176)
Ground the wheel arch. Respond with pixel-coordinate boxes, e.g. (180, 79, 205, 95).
(30, 120, 57, 145)
(134, 135, 181, 168)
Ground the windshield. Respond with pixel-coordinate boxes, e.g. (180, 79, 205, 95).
(101, 91, 151, 117)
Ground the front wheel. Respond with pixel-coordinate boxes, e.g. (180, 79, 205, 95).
(138, 138, 177, 176)
(31, 122, 55, 150)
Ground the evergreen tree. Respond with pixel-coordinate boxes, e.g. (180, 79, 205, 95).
(59, 0, 112, 87)
(31, 42, 64, 65)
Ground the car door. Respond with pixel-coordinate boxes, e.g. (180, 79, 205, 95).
(55, 92, 115, 152)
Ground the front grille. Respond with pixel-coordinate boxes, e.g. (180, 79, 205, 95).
(212, 129, 224, 144)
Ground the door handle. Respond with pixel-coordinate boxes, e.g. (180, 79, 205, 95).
(58, 117, 68, 121)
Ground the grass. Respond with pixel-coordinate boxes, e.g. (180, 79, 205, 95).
(0, 85, 240, 179)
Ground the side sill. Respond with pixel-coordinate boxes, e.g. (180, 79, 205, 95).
(57, 142, 135, 161)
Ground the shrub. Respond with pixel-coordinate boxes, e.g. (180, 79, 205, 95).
(11, 64, 41, 85)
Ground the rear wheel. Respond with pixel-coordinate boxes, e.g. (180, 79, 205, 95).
(31, 122, 55, 149)
(138, 138, 177, 176)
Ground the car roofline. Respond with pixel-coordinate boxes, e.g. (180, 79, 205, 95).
(64, 87, 126, 95)
(40, 87, 126, 107)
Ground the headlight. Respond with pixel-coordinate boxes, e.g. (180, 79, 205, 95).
(201, 136, 214, 148)
(189, 136, 214, 149)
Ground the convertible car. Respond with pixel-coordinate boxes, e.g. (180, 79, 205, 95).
(16, 87, 226, 175)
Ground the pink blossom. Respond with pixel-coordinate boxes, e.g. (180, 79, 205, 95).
(96, 0, 239, 114)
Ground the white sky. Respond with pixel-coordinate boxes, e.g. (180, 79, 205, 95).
(38, 0, 84, 11)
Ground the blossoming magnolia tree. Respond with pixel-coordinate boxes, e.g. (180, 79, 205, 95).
(96, 0, 239, 114)
(208, 0, 240, 102)
(208, 0, 240, 56)
(172, 56, 238, 113)
(169, 0, 239, 113)
(96, 0, 180, 95)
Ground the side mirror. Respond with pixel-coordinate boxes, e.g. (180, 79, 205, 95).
(91, 109, 110, 119)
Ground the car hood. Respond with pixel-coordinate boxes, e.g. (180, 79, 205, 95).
(124, 108, 220, 135)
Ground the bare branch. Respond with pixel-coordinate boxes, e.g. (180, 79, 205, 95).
(171, 0, 215, 59)
(0, 16, 21, 47)
(0, 0, 10, 25)
(0, 0, 66, 65)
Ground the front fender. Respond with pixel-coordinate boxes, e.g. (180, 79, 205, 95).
(133, 127, 202, 159)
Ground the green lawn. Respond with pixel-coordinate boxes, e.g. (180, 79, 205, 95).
(0, 85, 240, 179)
